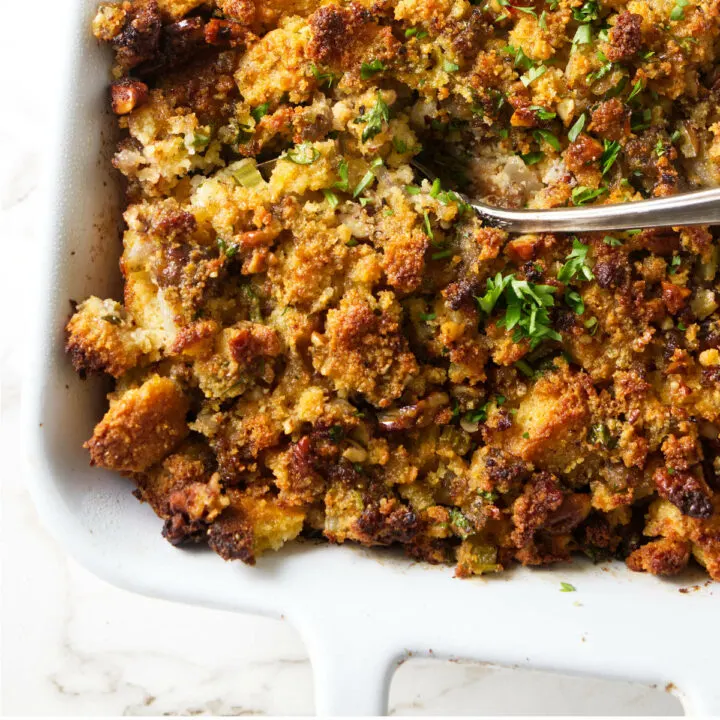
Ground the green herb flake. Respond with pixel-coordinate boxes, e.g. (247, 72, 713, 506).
(572, 0, 599, 22)
(539, 9, 548, 29)
(334, 159, 350, 191)
(600, 139, 621, 175)
(521, 151, 545, 165)
(568, 113, 586, 143)
(670, 0, 689, 21)
(353, 157, 384, 198)
(603, 236, 622, 246)
(558, 238, 595, 283)
(530, 105, 557, 120)
(503, 44, 533, 71)
(323, 189, 339, 209)
(521, 64, 547, 87)
(422, 211, 434, 241)
(572, 185, 607, 206)
(627, 79, 644, 101)
(522, 432, 531, 439)
(251, 103, 269, 122)
(476, 272, 512, 314)
(392, 137, 408, 154)
(346, 238, 359, 247)
(310, 63, 337, 87)
(534, 129, 561, 151)
(443, 59, 460, 73)
(355, 92, 390, 143)
(419, 312, 436, 321)
(560, 582, 577, 592)
(405, 26, 428, 39)
(360, 58, 386, 79)
(431, 248, 454, 260)
(669, 255, 682, 274)
(586, 52, 613, 84)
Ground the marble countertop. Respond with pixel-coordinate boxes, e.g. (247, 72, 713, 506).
(0, 3, 685, 715)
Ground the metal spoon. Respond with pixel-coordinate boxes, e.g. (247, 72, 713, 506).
(257, 158, 720, 233)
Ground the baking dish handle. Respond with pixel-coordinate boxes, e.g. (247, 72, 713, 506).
(301, 622, 399, 716)
(681, 674, 720, 716)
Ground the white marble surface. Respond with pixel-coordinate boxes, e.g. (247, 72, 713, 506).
(0, 2, 686, 715)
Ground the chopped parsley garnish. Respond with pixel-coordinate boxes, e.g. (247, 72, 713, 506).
(655, 138, 667, 157)
(504, 44, 533, 71)
(565, 288, 585, 315)
(345, 238, 359, 247)
(478, 490, 498, 502)
(405, 26, 428, 39)
(678, 321, 687, 331)
(522, 432, 531, 439)
(251, 103, 269, 122)
(669, 255, 682, 274)
(353, 157, 383, 197)
(392, 137, 408, 153)
(670, 0, 689, 21)
(355, 92, 390, 143)
(422, 211, 435, 240)
(405, 184, 421, 195)
(627, 79, 644, 102)
(568, 113, 586, 143)
(443, 59, 460, 73)
(476, 272, 512, 314)
(586, 52, 613, 84)
(432, 248, 454, 260)
(521, 151, 545, 165)
(217, 237, 238, 258)
(539, 10, 548, 29)
(360, 59, 386, 79)
(534, 129, 561, 151)
(560, 582, 577, 592)
(530, 105, 557, 120)
(521, 64, 547, 87)
(419, 312, 436, 321)
(572, 185, 607, 205)
(603, 236, 622, 246)
(334, 159, 350, 191)
(499, 278, 562, 348)
(558, 238, 594, 282)
(584, 316, 599, 334)
(323, 189, 339, 208)
(572, 0, 599, 22)
(285, 143, 321, 165)
(600, 139, 621, 175)
(309, 63, 337, 88)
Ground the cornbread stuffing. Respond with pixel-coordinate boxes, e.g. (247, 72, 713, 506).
(69, 0, 720, 578)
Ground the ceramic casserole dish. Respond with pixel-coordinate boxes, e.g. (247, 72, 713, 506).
(23, 0, 720, 714)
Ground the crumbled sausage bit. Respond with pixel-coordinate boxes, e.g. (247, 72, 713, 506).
(111, 78, 149, 115)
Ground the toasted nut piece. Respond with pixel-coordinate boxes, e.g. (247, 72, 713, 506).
(111, 78, 149, 115)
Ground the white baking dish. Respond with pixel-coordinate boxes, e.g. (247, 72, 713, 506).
(23, 1, 720, 715)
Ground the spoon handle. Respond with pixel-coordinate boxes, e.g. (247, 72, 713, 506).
(473, 187, 720, 234)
